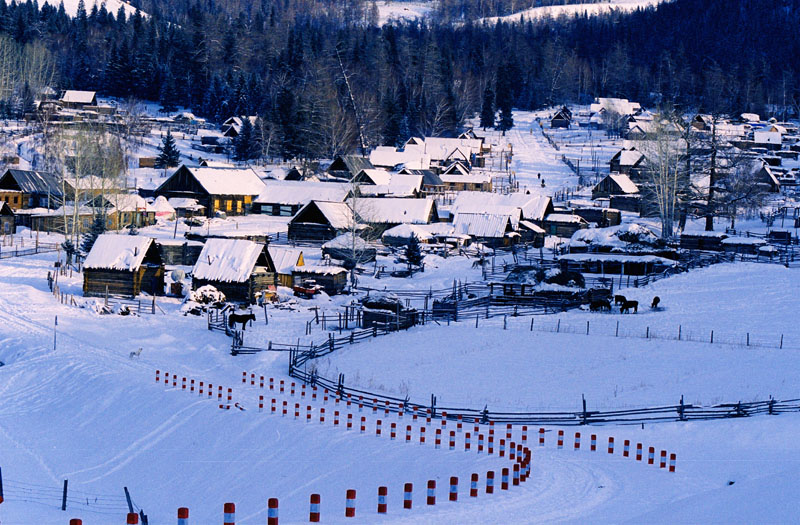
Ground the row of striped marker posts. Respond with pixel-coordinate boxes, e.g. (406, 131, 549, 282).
(157, 370, 237, 408)
(563, 431, 676, 472)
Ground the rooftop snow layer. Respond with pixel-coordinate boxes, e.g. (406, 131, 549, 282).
(83, 234, 154, 271)
(192, 238, 265, 283)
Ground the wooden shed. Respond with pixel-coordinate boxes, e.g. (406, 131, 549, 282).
(542, 213, 589, 238)
(591, 173, 639, 199)
(0, 202, 15, 234)
(83, 235, 165, 298)
(288, 201, 355, 242)
(550, 106, 572, 128)
(679, 232, 728, 251)
(291, 265, 348, 295)
(192, 239, 277, 304)
(268, 247, 304, 287)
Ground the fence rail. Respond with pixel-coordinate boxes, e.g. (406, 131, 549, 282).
(0, 242, 61, 259)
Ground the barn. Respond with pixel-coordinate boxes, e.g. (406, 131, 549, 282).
(192, 239, 277, 304)
(83, 235, 165, 298)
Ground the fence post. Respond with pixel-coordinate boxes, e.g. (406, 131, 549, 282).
(586, 321, 589, 335)
(615, 321, 619, 337)
(61, 479, 68, 511)
(710, 330, 714, 344)
(678, 325, 681, 340)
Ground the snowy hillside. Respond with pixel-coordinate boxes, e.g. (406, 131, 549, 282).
(377, 1, 434, 24)
(482, 0, 670, 23)
(42, 0, 142, 18)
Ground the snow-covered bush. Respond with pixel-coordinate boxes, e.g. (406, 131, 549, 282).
(189, 285, 226, 304)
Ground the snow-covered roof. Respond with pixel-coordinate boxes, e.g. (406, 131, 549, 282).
(150, 196, 175, 214)
(255, 180, 349, 206)
(60, 90, 96, 104)
(545, 213, 587, 224)
(180, 167, 266, 196)
(322, 232, 371, 250)
(292, 265, 347, 275)
(721, 237, 767, 246)
(168, 197, 205, 210)
(268, 247, 303, 274)
(381, 223, 434, 242)
(105, 194, 151, 213)
(351, 197, 435, 225)
(519, 220, 546, 234)
(369, 146, 431, 170)
(570, 223, 659, 249)
(303, 201, 355, 230)
(452, 192, 552, 221)
(599, 173, 639, 194)
(357, 174, 423, 197)
(355, 169, 392, 185)
(440, 173, 492, 184)
(406, 137, 482, 161)
(192, 239, 267, 283)
(453, 212, 514, 239)
(83, 234, 154, 271)
(590, 97, 641, 116)
(559, 253, 677, 264)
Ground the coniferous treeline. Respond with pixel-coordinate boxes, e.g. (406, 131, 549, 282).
(0, 0, 797, 160)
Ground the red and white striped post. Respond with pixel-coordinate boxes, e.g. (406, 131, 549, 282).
(486, 470, 495, 494)
(474, 422, 480, 435)
(390, 422, 397, 440)
(324, 390, 329, 404)
(282, 400, 287, 417)
(513, 463, 520, 486)
(308, 406, 313, 424)
(360, 416, 366, 434)
(301, 384, 306, 398)
(190, 379, 194, 392)
(636, 443, 643, 461)
(574, 432, 581, 450)
(623, 439, 630, 457)
(376, 419, 382, 436)
(164, 371, 170, 385)
(199, 381, 204, 396)
(290, 382, 295, 396)
(398, 402, 404, 419)
(538, 427, 545, 446)
(608, 437, 615, 454)
(156, 370, 160, 382)
(669, 453, 676, 472)
(267, 498, 278, 525)
(501, 468, 509, 490)
(242, 371, 247, 384)
(345, 489, 356, 518)
(377, 486, 388, 513)
(427, 480, 436, 505)
(457, 415, 463, 433)
(177, 507, 189, 525)
(384, 400, 390, 416)
(441, 411, 448, 429)
(478, 433, 485, 453)
(127, 512, 138, 524)
(227, 388, 232, 403)
(269, 398, 275, 413)
(449, 430, 456, 450)
(465, 432, 471, 451)
(449, 476, 458, 501)
(312, 386, 317, 401)
(320, 407, 325, 424)
(435, 428, 442, 449)
(259, 395, 264, 412)
(509, 441, 516, 461)
(499, 438, 506, 457)
(260, 376, 264, 388)
(660, 450, 667, 469)
(309, 494, 320, 522)
(69, 520, 82, 525)
(470, 473, 479, 497)
(358, 396, 363, 412)
(426, 408, 431, 426)
(521, 425, 528, 444)
(406, 424, 412, 443)
(334, 410, 340, 427)
(420, 426, 426, 444)
(172, 373, 177, 387)
(347, 412, 353, 430)
(251, 373, 255, 386)
(506, 423, 512, 441)
(373, 398, 378, 414)
(295, 403, 300, 420)
(279, 380, 284, 394)
(207, 383, 213, 398)
(223, 502, 235, 525)
(488, 433, 494, 454)
(404, 483, 413, 509)
(590, 434, 597, 451)
(269, 377, 274, 391)
(648, 447, 655, 465)
(557, 430, 564, 449)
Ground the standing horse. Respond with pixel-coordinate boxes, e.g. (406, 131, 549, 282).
(228, 312, 256, 331)
(614, 295, 627, 306)
(620, 300, 638, 314)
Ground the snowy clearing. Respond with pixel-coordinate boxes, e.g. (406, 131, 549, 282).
(482, 0, 670, 24)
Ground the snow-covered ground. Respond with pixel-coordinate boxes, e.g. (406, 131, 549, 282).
(482, 0, 670, 24)
(42, 0, 142, 18)
(376, 1, 434, 25)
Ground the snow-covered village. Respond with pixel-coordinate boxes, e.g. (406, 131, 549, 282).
(1, 0, 800, 523)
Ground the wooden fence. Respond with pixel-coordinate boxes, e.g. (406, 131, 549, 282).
(0, 242, 61, 259)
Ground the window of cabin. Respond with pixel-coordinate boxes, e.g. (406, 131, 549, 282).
(279, 206, 293, 216)
(236, 200, 242, 213)
(226, 199, 232, 212)
(244, 195, 252, 204)
(214, 198, 220, 210)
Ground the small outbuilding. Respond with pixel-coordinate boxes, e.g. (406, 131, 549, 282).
(192, 239, 277, 304)
(591, 173, 639, 200)
(291, 265, 348, 295)
(0, 202, 15, 234)
(83, 235, 165, 298)
(268, 247, 305, 287)
(542, 213, 589, 238)
(550, 106, 572, 128)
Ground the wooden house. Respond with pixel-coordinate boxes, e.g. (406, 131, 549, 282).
(192, 239, 277, 304)
(572, 207, 622, 227)
(592, 173, 639, 199)
(453, 212, 521, 248)
(609, 149, 646, 179)
(288, 201, 355, 241)
(399, 168, 444, 195)
(353, 197, 438, 230)
(679, 232, 728, 251)
(550, 107, 572, 128)
(542, 213, 589, 238)
(83, 235, 165, 298)
(0, 169, 62, 210)
(440, 172, 492, 192)
(253, 180, 348, 216)
(0, 202, 15, 234)
(154, 166, 265, 217)
(221, 116, 258, 137)
(268, 247, 304, 287)
(155, 239, 204, 266)
(59, 90, 97, 109)
(291, 265, 348, 295)
(327, 155, 374, 180)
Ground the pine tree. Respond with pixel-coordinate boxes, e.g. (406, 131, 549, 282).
(480, 85, 495, 130)
(81, 214, 106, 254)
(155, 130, 181, 168)
(405, 234, 423, 269)
(495, 64, 515, 135)
(234, 117, 259, 162)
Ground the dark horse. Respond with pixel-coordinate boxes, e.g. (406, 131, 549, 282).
(590, 299, 611, 312)
(651, 296, 661, 309)
(228, 312, 256, 331)
(620, 300, 638, 314)
(614, 295, 627, 305)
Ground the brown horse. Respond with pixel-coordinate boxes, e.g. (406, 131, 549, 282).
(614, 294, 627, 305)
(228, 312, 256, 331)
(620, 300, 638, 314)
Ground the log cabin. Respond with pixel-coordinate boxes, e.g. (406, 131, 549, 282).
(192, 239, 277, 304)
(83, 235, 165, 298)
